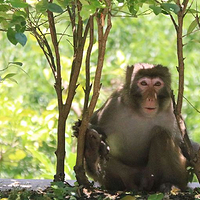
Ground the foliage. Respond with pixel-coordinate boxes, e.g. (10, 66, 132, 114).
(0, 32, 76, 179)
(0, 62, 23, 83)
(147, 193, 164, 200)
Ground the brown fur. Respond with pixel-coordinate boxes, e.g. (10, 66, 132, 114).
(83, 64, 197, 191)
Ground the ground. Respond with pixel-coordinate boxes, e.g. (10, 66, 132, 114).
(0, 180, 200, 199)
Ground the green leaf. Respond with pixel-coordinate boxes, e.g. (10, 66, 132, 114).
(3, 73, 16, 79)
(15, 22, 26, 33)
(0, 17, 5, 23)
(80, 4, 96, 19)
(161, 3, 180, 14)
(90, 0, 104, 8)
(187, 9, 200, 14)
(0, 4, 12, 12)
(6, 77, 18, 83)
(27, 146, 55, 172)
(36, 0, 48, 14)
(11, 15, 25, 25)
(128, 5, 138, 16)
(0, 11, 11, 21)
(51, 181, 65, 188)
(148, 193, 164, 200)
(187, 19, 198, 35)
(121, 195, 136, 200)
(149, 5, 162, 15)
(127, 1, 140, 16)
(14, 10, 27, 18)
(15, 24, 22, 32)
(47, 2, 63, 13)
(57, 0, 71, 7)
(8, 61, 23, 66)
(7, 28, 18, 45)
(8, 149, 26, 160)
(80, 0, 106, 19)
(9, 0, 28, 8)
(15, 32, 27, 46)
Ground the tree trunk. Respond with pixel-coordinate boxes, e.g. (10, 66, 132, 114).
(54, 112, 66, 181)
(173, 0, 200, 183)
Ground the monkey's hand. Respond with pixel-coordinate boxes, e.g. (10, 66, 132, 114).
(85, 129, 109, 177)
(100, 140, 110, 159)
(72, 119, 82, 137)
(72, 120, 110, 159)
(85, 129, 109, 160)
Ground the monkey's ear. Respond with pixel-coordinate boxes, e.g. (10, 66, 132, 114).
(126, 65, 134, 87)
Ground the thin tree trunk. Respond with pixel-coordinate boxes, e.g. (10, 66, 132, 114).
(74, 0, 112, 187)
(171, 0, 200, 183)
(54, 113, 66, 181)
(176, 14, 184, 117)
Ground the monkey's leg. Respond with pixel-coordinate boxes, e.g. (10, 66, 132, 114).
(141, 127, 188, 192)
(84, 132, 143, 191)
(100, 156, 144, 190)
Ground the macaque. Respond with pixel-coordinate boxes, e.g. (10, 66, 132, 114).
(82, 63, 198, 192)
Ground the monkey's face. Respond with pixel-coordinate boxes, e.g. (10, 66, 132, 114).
(136, 77, 167, 117)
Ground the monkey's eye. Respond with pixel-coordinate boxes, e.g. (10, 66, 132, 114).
(140, 81, 148, 86)
(154, 81, 162, 86)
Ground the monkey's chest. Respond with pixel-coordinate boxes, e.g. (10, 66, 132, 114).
(106, 121, 153, 165)
(97, 105, 176, 166)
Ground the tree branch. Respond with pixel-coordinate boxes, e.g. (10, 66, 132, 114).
(27, 20, 56, 80)
(175, 0, 189, 119)
(183, 96, 200, 113)
(83, 16, 94, 112)
(47, 9, 63, 108)
(64, 4, 90, 116)
(88, 1, 112, 118)
(172, 0, 200, 184)
(74, 0, 112, 187)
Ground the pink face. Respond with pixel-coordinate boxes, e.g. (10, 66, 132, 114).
(137, 77, 164, 116)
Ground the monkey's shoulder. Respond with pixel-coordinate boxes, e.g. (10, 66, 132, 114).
(90, 90, 127, 124)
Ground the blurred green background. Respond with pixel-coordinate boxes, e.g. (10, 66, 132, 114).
(0, 10, 200, 180)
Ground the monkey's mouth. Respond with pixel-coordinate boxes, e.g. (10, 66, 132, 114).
(144, 107, 157, 113)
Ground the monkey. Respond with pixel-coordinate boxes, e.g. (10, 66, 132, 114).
(80, 63, 199, 192)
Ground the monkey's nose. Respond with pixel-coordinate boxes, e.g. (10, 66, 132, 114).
(147, 98, 155, 102)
